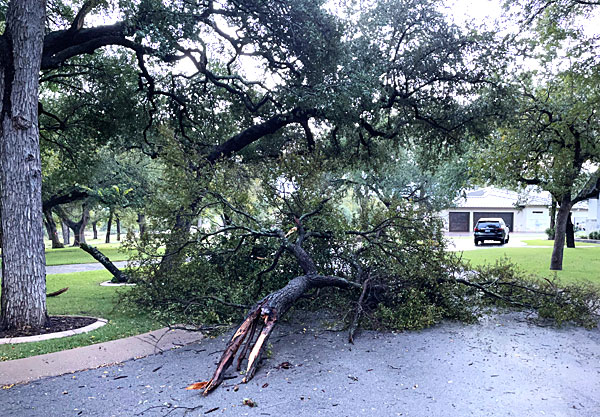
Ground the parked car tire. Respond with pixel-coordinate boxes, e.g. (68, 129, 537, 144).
(474, 239, 479, 246)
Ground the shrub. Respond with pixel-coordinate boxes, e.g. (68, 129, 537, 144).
(466, 257, 600, 329)
(589, 231, 600, 240)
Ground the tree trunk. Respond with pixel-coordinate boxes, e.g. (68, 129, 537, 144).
(566, 212, 575, 248)
(92, 221, 98, 240)
(137, 213, 146, 237)
(43, 210, 64, 249)
(0, 1, 47, 330)
(72, 205, 89, 247)
(56, 204, 89, 247)
(158, 210, 193, 275)
(61, 220, 70, 245)
(116, 214, 121, 241)
(105, 207, 114, 243)
(550, 196, 572, 270)
(549, 199, 557, 240)
(80, 243, 129, 283)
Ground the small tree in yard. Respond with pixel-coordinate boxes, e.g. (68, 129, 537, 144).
(473, 69, 600, 271)
(490, 1, 600, 271)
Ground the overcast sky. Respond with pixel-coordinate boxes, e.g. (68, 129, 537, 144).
(444, 0, 505, 29)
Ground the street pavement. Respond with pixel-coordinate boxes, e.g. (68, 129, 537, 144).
(1, 311, 599, 417)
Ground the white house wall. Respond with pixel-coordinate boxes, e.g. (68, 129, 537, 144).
(587, 199, 599, 232)
(441, 207, 554, 232)
(441, 187, 595, 233)
(522, 207, 550, 232)
(441, 208, 529, 232)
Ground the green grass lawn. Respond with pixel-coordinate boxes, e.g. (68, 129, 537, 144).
(460, 246, 600, 285)
(44, 242, 134, 266)
(0, 270, 161, 361)
(523, 239, 560, 247)
(523, 239, 595, 247)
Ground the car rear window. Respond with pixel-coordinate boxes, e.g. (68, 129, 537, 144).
(477, 221, 501, 228)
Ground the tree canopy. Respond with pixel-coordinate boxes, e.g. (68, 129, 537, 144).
(1, 1, 598, 393)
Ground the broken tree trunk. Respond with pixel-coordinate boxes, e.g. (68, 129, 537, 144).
(195, 274, 360, 395)
(80, 243, 129, 283)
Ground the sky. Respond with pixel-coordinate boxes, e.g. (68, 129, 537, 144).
(444, 0, 505, 28)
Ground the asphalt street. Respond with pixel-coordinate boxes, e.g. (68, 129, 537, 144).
(2, 312, 599, 417)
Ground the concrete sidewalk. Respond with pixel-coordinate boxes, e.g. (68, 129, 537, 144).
(0, 327, 203, 386)
(45, 261, 129, 275)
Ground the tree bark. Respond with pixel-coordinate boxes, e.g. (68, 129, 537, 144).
(549, 199, 557, 240)
(116, 214, 121, 241)
(105, 207, 114, 243)
(158, 209, 193, 275)
(137, 213, 146, 237)
(43, 210, 64, 249)
(566, 212, 575, 248)
(61, 219, 70, 245)
(80, 243, 129, 283)
(92, 220, 98, 240)
(550, 196, 572, 270)
(0, 0, 48, 330)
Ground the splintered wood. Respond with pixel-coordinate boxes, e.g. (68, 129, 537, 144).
(188, 300, 280, 395)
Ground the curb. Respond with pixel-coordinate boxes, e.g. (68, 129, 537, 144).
(0, 316, 107, 345)
(0, 327, 203, 386)
(574, 238, 600, 244)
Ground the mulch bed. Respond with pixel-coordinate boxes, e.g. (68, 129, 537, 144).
(0, 316, 97, 338)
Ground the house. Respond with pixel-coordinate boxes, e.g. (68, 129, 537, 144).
(440, 187, 590, 233)
(587, 198, 600, 232)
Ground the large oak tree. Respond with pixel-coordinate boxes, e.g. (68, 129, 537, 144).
(0, 0, 499, 331)
(0, 0, 346, 330)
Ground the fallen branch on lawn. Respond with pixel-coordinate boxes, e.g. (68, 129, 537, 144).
(47, 287, 69, 297)
(80, 243, 129, 283)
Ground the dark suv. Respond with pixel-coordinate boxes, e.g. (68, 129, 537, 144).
(474, 218, 510, 245)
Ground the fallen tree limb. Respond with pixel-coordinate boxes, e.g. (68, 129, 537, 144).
(349, 278, 372, 344)
(188, 273, 361, 395)
(47, 287, 69, 297)
(80, 243, 129, 283)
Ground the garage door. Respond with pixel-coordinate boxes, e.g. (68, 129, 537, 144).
(449, 212, 470, 232)
(473, 212, 514, 231)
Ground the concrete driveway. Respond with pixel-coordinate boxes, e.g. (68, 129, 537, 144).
(445, 233, 547, 251)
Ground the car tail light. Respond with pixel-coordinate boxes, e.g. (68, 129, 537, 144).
(474, 227, 480, 232)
